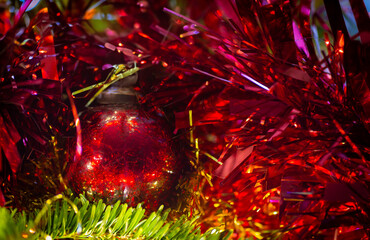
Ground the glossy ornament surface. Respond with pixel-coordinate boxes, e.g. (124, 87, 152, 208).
(67, 106, 180, 209)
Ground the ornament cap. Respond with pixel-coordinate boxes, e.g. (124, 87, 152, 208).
(96, 73, 138, 105)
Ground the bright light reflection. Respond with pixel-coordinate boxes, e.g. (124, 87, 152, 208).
(240, 72, 270, 91)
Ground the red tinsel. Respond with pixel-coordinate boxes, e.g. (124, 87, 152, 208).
(0, 0, 369, 239)
(140, 0, 370, 238)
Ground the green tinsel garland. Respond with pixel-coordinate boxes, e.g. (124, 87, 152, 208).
(0, 194, 232, 240)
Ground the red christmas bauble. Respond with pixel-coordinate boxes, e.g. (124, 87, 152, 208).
(67, 106, 181, 209)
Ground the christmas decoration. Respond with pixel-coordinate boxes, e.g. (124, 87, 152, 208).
(0, 0, 369, 239)
(67, 105, 181, 209)
(0, 194, 231, 239)
(138, 0, 370, 238)
(65, 63, 183, 209)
